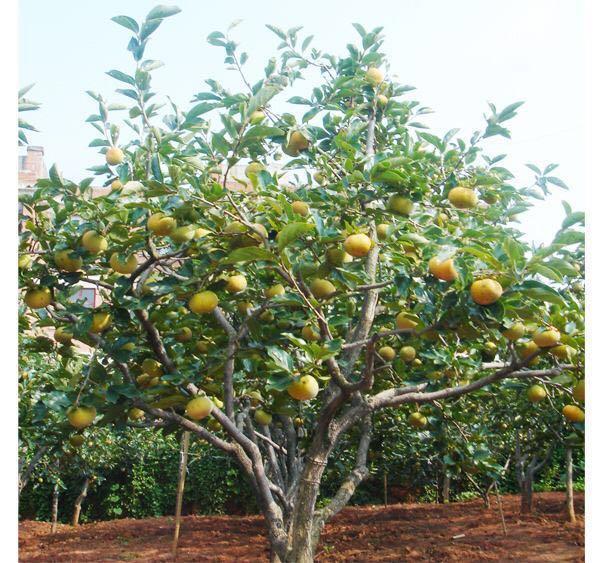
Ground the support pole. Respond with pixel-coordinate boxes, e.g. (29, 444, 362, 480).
(172, 431, 190, 559)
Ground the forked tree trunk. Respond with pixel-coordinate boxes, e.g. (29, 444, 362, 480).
(520, 474, 533, 514)
(72, 476, 90, 526)
(565, 447, 576, 523)
(51, 482, 59, 533)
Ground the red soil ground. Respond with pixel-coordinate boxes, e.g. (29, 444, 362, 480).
(19, 492, 583, 562)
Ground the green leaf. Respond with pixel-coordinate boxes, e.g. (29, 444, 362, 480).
(277, 222, 315, 250)
(244, 125, 284, 140)
(460, 246, 502, 269)
(266, 346, 294, 372)
(111, 15, 139, 33)
(507, 280, 565, 305)
(106, 70, 136, 85)
(562, 212, 584, 230)
(546, 176, 569, 190)
(146, 5, 182, 20)
(186, 102, 219, 121)
(222, 247, 276, 264)
(248, 85, 281, 115)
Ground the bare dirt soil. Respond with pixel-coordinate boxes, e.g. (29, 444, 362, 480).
(19, 492, 584, 562)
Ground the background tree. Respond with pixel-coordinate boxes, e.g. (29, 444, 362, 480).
(18, 5, 584, 562)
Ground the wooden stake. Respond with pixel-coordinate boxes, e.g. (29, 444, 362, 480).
(51, 482, 59, 533)
(383, 472, 388, 507)
(172, 431, 190, 559)
(493, 481, 507, 536)
(566, 447, 576, 523)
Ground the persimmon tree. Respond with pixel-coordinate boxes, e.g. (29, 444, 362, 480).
(18, 5, 584, 561)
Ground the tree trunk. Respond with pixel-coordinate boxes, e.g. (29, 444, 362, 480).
(72, 476, 90, 526)
(442, 473, 450, 504)
(19, 445, 48, 496)
(520, 474, 533, 514)
(172, 431, 190, 558)
(51, 482, 59, 533)
(482, 489, 490, 509)
(565, 447, 576, 523)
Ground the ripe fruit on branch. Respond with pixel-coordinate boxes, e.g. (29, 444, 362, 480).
(254, 409, 272, 426)
(67, 406, 97, 429)
(388, 195, 413, 216)
(81, 230, 108, 254)
(573, 381, 585, 403)
(189, 291, 219, 314)
(175, 327, 192, 342)
(195, 341, 210, 354)
(110, 252, 138, 274)
(408, 411, 428, 428)
(128, 408, 145, 421)
(287, 375, 320, 401)
(54, 326, 73, 345)
(249, 110, 265, 125)
(376, 94, 388, 107)
(376, 223, 390, 240)
(549, 344, 575, 360)
(470, 279, 503, 305)
(283, 131, 309, 156)
(110, 179, 122, 191)
(562, 404, 584, 423)
(90, 312, 111, 333)
(365, 67, 384, 86)
(533, 329, 561, 348)
(142, 358, 163, 378)
(105, 147, 124, 166)
(170, 225, 197, 243)
(428, 257, 458, 282)
(265, 284, 285, 298)
(503, 322, 525, 341)
(448, 187, 478, 209)
(399, 346, 416, 362)
(482, 341, 497, 361)
(291, 201, 310, 217)
(344, 233, 372, 258)
(519, 341, 540, 365)
(24, 287, 52, 309)
(148, 213, 177, 236)
(226, 274, 247, 293)
(69, 434, 85, 448)
(245, 161, 265, 179)
(310, 278, 336, 300)
(54, 249, 83, 272)
(326, 248, 353, 266)
(378, 346, 396, 361)
(186, 396, 213, 420)
(527, 384, 546, 403)
(395, 312, 418, 330)
(301, 325, 320, 341)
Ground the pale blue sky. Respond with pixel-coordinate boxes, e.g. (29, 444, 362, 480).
(19, 0, 585, 244)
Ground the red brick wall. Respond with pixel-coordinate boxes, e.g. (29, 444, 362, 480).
(18, 146, 47, 187)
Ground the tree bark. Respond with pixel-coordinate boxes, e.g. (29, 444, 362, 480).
(51, 482, 59, 533)
(565, 447, 576, 523)
(520, 474, 533, 514)
(172, 431, 190, 558)
(442, 473, 450, 504)
(72, 476, 90, 526)
(18, 445, 48, 496)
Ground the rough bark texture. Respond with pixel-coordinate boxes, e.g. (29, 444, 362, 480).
(19, 445, 48, 496)
(72, 477, 90, 526)
(565, 447, 576, 523)
(442, 473, 450, 504)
